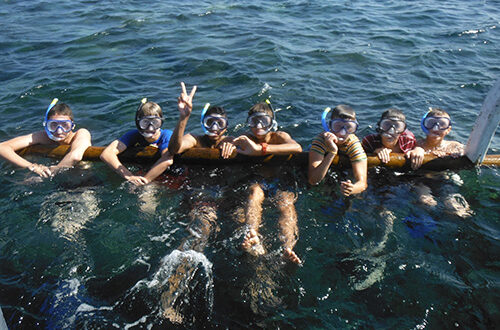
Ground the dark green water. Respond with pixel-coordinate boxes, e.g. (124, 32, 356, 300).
(1, 0, 499, 328)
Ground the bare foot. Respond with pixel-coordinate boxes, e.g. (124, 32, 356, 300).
(283, 247, 302, 264)
(242, 228, 265, 256)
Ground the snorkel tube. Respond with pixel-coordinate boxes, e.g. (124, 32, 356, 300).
(200, 103, 217, 136)
(321, 107, 331, 132)
(420, 109, 431, 135)
(265, 99, 278, 132)
(43, 98, 63, 141)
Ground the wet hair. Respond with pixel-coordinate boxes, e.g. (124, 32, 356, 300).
(248, 102, 273, 118)
(427, 107, 450, 118)
(47, 103, 73, 120)
(380, 108, 406, 122)
(136, 101, 162, 120)
(206, 105, 226, 117)
(331, 104, 356, 120)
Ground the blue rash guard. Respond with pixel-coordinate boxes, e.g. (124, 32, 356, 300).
(118, 129, 173, 152)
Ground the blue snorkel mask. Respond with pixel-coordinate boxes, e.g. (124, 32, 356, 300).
(247, 99, 278, 134)
(321, 106, 358, 135)
(420, 109, 432, 135)
(421, 108, 452, 135)
(201, 103, 229, 137)
(43, 98, 75, 141)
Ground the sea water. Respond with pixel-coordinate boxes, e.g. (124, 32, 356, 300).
(0, 0, 499, 328)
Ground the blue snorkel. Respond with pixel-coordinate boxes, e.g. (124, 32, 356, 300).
(420, 109, 431, 135)
(43, 98, 62, 141)
(200, 103, 214, 136)
(321, 107, 332, 132)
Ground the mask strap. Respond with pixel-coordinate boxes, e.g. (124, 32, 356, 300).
(321, 107, 331, 132)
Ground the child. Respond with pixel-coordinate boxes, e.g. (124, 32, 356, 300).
(168, 84, 235, 156)
(100, 96, 177, 186)
(414, 108, 471, 217)
(0, 98, 91, 178)
(362, 108, 424, 169)
(233, 101, 303, 264)
(308, 104, 368, 196)
(417, 108, 464, 158)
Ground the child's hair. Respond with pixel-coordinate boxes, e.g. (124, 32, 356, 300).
(331, 104, 356, 120)
(206, 105, 226, 117)
(248, 102, 273, 118)
(136, 101, 162, 119)
(47, 103, 73, 120)
(427, 107, 450, 118)
(380, 108, 406, 122)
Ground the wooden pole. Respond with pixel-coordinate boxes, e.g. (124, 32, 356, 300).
(17, 145, 500, 169)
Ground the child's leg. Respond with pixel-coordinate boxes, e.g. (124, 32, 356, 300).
(275, 190, 301, 264)
(242, 183, 265, 255)
(415, 183, 437, 207)
(178, 202, 218, 252)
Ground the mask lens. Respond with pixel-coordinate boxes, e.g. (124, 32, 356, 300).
(46, 120, 73, 133)
(424, 117, 450, 130)
(248, 114, 272, 128)
(329, 119, 357, 134)
(379, 119, 405, 133)
(139, 117, 162, 130)
(204, 116, 227, 130)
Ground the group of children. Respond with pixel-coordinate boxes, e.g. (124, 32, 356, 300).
(0, 82, 465, 264)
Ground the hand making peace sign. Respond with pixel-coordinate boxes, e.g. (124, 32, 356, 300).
(177, 82, 197, 119)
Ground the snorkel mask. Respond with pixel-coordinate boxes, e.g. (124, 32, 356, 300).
(43, 98, 75, 142)
(247, 99, 278, 136)
(420, 109, 451, 135)
(377, 117, 406, 136)
(135, 98, 163, 138)
(321, 107, 358, 135)
(200, 103, 228, 137)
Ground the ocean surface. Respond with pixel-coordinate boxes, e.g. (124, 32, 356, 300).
(1, 0, 499, 328)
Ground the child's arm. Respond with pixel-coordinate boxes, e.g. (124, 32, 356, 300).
(143, 149, 174, 183)
(308, 132, 338, 185)
(0, 132, 52, 177)
(100, 140, 148, 185)
(405, 146, 425, 170)
(51, 129, 92, 172)
(218, 136, 236, 159)
(234, 132, 302, 156)
(168, 82, 197, 155)
(340, 159, 367, 196)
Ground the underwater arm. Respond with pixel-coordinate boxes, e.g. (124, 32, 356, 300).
(100, 139, 148, 185)
(341, 158, 368, 196)
(0, 132, 52, 177)
(143, 149, 174, 183)
(53, 128, 92, 170)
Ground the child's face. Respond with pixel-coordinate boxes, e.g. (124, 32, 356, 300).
(378, 118, 406, 147)
(424, 115, 451, 139)
(330, 116, 357, 144)
(46, 114, 74, 140)
(248, 112, 273, 137)
(203, 114, 228, 140)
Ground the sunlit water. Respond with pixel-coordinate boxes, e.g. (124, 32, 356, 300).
(1, 0, 499, 328)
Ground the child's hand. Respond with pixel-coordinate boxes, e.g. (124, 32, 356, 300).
(126, 175, 150, 186)
(321, 131, 338, 154)
(340, 179, 354, 196)
(29, 163, 52, 178)
(233, 136, 261, 156)
(374, 147, 391, 164)
(405, 147, 424, 170)
(177, 82, 197, 119)
(219, 142, 236, 159)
